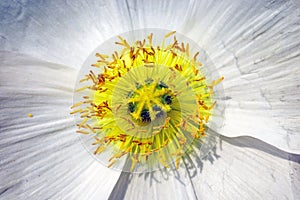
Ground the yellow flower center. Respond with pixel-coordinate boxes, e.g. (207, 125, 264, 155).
(71, 30, 224, 172)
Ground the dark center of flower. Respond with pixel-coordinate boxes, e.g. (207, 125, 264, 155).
(127, 80, 175, 124)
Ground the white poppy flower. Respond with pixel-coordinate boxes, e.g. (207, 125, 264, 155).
(0, 0, 299, 199)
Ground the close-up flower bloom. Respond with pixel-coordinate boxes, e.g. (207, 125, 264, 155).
(1, 0, 300, 199)
(72, 30, 224, 173)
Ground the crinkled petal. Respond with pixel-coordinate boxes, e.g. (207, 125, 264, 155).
(169, 0, 300, 154)
(0, 0, 132, 69)
(108, 136, 300, 200)
(203, 1, 300, 154)
(188, 136, 300, 199)
(0, 52, 121, 199)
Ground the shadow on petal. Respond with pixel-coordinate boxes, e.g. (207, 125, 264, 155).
(108, 128, 300, 200)
(220, 135, 300, 163)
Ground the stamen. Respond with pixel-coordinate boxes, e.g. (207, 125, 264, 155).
(193, 52, 200, 61)
(76, 130, 89, 134)
(71, 31, 223, 172)
(79, 117, 89, 127)
(70, 109, 82, 114)
(71, 102, 84, 109)
(94, 146, 105, 154)
(186, 43, 190, 57)
(76, 86, 89, 92)
(86, 124, 96, 133)
(147, 33, 153, 45)
(95, 53, 109, 60)
(108, 160, 117, 168)
(211, 76, 224, 87)
(165, 31, 176, 38)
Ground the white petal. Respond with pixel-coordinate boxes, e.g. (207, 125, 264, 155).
(0, 0, 219, 69)
(0, 52, 121, 199)
(178, 1, 300, 154)
(109, 165, 198, 200)
(215, 2, 300, 154)
(189, 136, 300, 199)
(119, 0, 195, 30)
(0, 0, 132, 69)
(2, 2, 300, 199)
(110, 136, 300, 199)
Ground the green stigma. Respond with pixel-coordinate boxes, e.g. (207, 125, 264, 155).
(127, 80, 174, 123)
